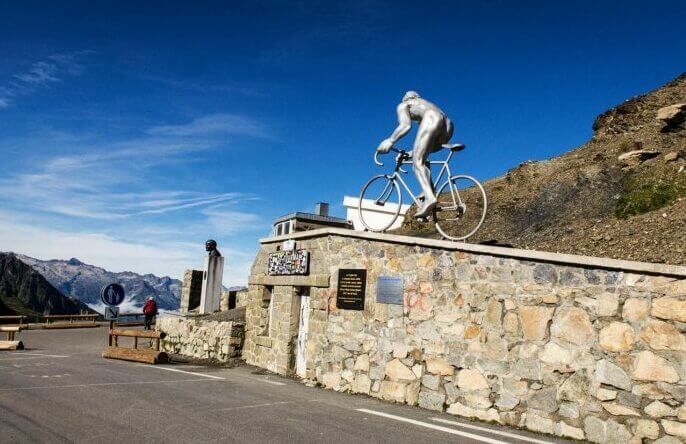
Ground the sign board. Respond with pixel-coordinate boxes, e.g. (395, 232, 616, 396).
(100, 283, 125, 306)
(268, 249, 309, 275)
(104, 306, 119, 321)
(336, 269, 367, 310)
(376, 276, 404, 305)
(282, 239, 296, 251)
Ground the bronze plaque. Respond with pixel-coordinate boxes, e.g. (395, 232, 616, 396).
(336, 269, 366, 310)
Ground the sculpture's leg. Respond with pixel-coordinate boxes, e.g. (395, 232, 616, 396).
(413, 125, 438, 219)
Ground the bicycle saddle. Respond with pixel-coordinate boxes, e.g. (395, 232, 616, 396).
(443, 143, 466, 152)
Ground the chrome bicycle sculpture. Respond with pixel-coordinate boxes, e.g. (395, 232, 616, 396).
(358, 91, 487, 241)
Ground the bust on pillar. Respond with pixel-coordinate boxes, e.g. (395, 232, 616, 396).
(199, 239, 224, 314)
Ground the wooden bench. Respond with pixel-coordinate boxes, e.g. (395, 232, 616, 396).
(0, 315, 28, 328)
(43, 314, 100, 329)
(102, 328, 168, 364)
(113, 312, 145, 327)
(0, 326, 24, 350)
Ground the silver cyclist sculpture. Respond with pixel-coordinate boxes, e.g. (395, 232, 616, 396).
(358, 91, 487, 241)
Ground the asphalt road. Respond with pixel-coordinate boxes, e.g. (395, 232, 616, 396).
(0, 328, 570, 444)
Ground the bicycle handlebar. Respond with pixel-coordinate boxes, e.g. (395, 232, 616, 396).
(374, 147, 409, 167)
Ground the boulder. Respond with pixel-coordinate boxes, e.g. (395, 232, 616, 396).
(618, 149, 660, 167)
(664, 151, 681, 162)
(657, 103, 686, 132)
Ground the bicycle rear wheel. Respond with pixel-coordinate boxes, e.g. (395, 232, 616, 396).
(434, 175, 487, 241)
(358, 175, 402, 232)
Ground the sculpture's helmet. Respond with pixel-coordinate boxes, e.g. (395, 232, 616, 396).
(205, 239, 217, 251)
(403, 91, 420, 102)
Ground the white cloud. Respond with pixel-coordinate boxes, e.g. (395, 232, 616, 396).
(0, 51, 95, 109)
(146, 114, 267, 138)
(0, 216, 254, 287)
(202, 206, 266, 235)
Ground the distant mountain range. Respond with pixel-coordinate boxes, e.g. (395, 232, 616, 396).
(16, 254, 181, 312)
(0, 253, 91, 316)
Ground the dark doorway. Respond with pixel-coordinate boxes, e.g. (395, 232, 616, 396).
(228, 291, 237, 310)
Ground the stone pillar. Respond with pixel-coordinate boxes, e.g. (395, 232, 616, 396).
(180, 269, 203, 313)
(200, 256, 224, 314)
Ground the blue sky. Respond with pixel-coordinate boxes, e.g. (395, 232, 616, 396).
(0, 1, 684, 285)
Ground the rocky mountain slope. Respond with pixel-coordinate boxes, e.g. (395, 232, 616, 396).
(0, 253, 91, 316)
(398, 72, 686, 265)
(16, 255, 181, 311)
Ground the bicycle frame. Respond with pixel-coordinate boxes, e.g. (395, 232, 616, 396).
(373, 149, 457, 208)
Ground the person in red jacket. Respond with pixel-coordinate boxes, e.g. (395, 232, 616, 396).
(143, 297, 158, 330)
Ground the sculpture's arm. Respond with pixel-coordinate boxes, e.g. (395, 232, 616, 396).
(378, 104, 412, 153)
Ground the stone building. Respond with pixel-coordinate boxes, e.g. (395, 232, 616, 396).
(243, 227, 686, 442)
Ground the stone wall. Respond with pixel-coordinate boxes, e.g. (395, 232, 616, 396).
(244, 229, 686, 442)
(157, 316, 243, 361)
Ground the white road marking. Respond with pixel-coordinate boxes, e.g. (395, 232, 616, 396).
(356, 409, 508, 444)
(0, 355, 68, 361)
(258, 378, 285, 386)
(6, 353, 68, 357)
(0, 378, 220, 392)
(430, 417, 556, 444)
(138, 365, 225, 380)
(213, 400, 295, 412)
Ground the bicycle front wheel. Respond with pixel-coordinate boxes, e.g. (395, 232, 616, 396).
(358, 175, 402, 232)
(434, 175, 487, 241)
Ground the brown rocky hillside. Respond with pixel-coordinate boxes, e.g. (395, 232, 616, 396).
(397, 72, 686, 265)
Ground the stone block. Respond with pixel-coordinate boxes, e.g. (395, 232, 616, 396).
(418, 389, 446, 411)
(519, 306, 554, 341)
(556, 421, 585, 440)
(456, 369, 489, 391)
(527, 386, 558, 413)
(525, 411, 554, 434)
(652, 297, 686, 323)
(446, 403, 501, 423)
(622, 298, 649, 322)
(645, 400, 677, 418)
(421, 374, 441, 391)
(596, 359, 631, 390)
(632, 350, 679, 383)
(640, 319, 686, 351)
(599, 322, 635, 352)
(380, 381, 406, 403)
(352, 374, 371, 395)
(354, 354, 370, 372)
(602, 402, 640, 416)
(662, 420, 686, 440)
(551, 306, 594, 346)
(425, 356, 454, 376)
(384, 358, 416, 382)
(597, 293, 619, 317)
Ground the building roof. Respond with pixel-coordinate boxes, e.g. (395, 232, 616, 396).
(273, 212, 352, 227)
